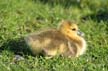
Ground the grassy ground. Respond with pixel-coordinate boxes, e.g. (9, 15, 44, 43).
(0, 0, 108, 71)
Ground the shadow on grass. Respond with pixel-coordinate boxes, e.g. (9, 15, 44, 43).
(81, 11, 108, 22)
(33, 0, 81, 8)
(0, 37, 33, 56)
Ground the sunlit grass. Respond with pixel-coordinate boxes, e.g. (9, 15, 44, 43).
(0, 0, 108, 71)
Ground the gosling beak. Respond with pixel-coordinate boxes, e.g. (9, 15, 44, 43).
(77, 30, 84, 37)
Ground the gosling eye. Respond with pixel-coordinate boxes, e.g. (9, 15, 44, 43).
(72, 28, 76, 31)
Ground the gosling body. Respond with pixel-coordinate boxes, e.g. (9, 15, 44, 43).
(25, 20, 86, 58)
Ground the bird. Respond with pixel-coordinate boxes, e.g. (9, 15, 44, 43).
(24, 20, 86, 58)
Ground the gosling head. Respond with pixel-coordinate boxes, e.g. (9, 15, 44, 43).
(58, 20, 84, 37)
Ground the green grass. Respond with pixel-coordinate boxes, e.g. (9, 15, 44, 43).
(0, 0, 108, 71)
